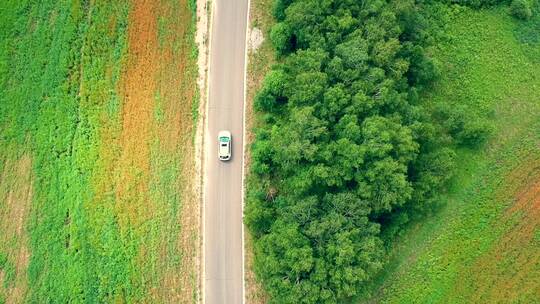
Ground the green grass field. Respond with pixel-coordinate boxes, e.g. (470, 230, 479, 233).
(361, 6, 540, 303)
(0, 0, 199, 302)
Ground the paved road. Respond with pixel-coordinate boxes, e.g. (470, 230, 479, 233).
(204, 0, 249, 303)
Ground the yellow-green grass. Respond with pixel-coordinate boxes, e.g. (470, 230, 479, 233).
(0, 0, 199, 302)
(361, 6, 540, 303)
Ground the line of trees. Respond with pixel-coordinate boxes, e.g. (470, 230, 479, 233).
(445, 0, 538, 19)
(245, 0, 491, 303)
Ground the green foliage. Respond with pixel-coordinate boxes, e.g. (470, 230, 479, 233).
(0, 256, 15, 289)
(405, 45, 441, 87)
(246, 0, 464, 302)
(362, 7, 540, 303)
(444, 0, 506, 8)
(435, 104, 494, 148)
(273, 0, 293, 20)
(255, 69, 289, 112)
(510, 0, 533, 19)
(0, 0, 198, 301)
(0, 1, 138, 301)
(456, 118, 494, 146)
(270, 22, 294, 55)
(0, 253, 6, 269)
(514, 14, 540, 46)
(0, 252, 14, 290)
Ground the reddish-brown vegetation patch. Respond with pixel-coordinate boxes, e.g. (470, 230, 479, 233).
(154, 0, 192, 154)
(467, 159, 540, 302)
(0, 153, 33, 303)
(112, 0, 199, 301)
(116, 0, 159, 228)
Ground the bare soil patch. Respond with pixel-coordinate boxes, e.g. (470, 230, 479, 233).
(248, 27, 264, 52)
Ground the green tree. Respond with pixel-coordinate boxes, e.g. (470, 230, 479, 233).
(255, 221, 316, 303)
(271, 22, 294, 55)
(255, 69, 289, 112)
(245, 0, 469, 302)
(510, 0, 533, 20)
(273, 0, 294, 21)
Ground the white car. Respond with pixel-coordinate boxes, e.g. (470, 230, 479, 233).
(218, 130, 232, 161)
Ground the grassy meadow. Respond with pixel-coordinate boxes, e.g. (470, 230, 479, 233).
(0, 0, 199, 302)
(362, 5, 540, 303)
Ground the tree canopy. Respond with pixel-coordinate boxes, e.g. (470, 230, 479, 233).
(245, 0, 490, 302)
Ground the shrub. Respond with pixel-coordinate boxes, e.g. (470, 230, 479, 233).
(456, 119, 494, 147)
(435, 103, 493, 148)
(270, 22, 293, 55)
(0, 252, 7, 269)
(406, 45, 441, 87)
(273, 0, 293, 21)
(510, 0, 533, 20)
(254, 69, 288, 112)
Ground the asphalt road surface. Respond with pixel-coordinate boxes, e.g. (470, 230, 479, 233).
(204, 0, 249, 303)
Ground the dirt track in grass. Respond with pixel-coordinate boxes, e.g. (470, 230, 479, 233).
(0, 153, 33, 303)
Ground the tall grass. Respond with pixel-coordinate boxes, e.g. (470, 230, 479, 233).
(0, 0, 155, 301)
(1, 0, 201, 301)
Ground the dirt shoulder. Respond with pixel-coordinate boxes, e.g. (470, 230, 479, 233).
(243, 0, 275, 303)
(195, 0, 210, 302)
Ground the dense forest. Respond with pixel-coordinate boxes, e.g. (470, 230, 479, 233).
(242, 0, 532, 302)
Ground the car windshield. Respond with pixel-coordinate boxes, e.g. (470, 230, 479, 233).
(219, 136, 229, 142)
